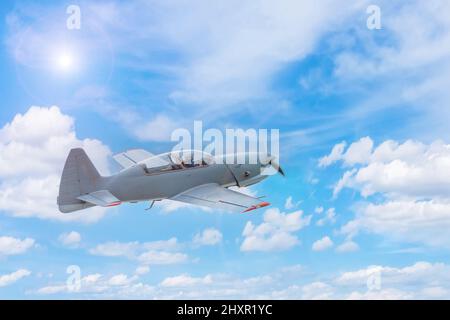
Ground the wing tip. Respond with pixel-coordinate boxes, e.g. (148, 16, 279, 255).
(107, 201, 122, 207)
(243, 201, 270, 213)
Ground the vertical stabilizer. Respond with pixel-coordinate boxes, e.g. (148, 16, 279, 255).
(57, 148, 102, 213)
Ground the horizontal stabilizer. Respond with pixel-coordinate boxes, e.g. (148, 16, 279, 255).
(78, 190, 121, 207)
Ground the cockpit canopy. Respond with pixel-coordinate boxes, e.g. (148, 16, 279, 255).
(140, 150, 215, 173)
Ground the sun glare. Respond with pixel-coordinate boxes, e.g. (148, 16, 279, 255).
(53, 50, 77, 73)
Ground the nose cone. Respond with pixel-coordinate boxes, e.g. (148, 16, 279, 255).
(259, 154, 285, 176)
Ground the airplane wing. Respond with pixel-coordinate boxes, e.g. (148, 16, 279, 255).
(113, 149, 154, 169)
(170, 183, 270, 212)
(77, 190, 121, 207)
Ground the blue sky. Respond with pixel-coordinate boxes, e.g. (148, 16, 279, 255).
(1, 0, 450, 299)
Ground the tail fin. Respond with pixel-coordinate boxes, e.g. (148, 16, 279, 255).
(57, 148, 102, 213)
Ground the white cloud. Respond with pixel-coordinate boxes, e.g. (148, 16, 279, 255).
(328, 139, 450, 199)
(312, 236, 333, 251)
(0, 106, 111, 222)
(193, 228, 222, 246)
(284, 196, 301, 210)
(108, 274, 134, 286)
(0, 269, 31, 287)
(346, 288, 412, 300)
(58, 231, 81, 248)
(33, 261, 450, 299)
(241, 208, 311, 252)
(329, 0, 450, 140)
(0, 106, 110, 177)
(90, 238, 188, 266)
(138, 251, 188, 265)
(36, 272, 151, 298)
(160, 274, 213, 287)
(0, 236, 35, 256)
(336, 240, 359, 253)
(4, 0, 368, 136)
(36, 285, 67, 295)
(326, 138, 450, 247)
(342, 137, 373, 166)
(135, 266, 150, 276)
(316, 208, 337, 226)
(332, 169, 356, 198)
(89, 241, 137, 258)
(155, 261, 450, 299)
(154, 267, 302, 299)
(301, 282, 334, 299)
(319, 137, 373, 167)
(130, 114, 180, 142)
(156, 0, 365, 106)
(89, 238, 179, 257)
(421, 286, 449, 299)
(319, 141, 346, 167)
(335, 261, 450, 300)
(344, 200, 450, 248)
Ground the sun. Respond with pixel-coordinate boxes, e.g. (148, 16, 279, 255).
(57, 53, 73, 70)
(52, 49, 77, 73)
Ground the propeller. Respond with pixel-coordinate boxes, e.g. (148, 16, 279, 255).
(260, 155, 285, 177)
(269, 157, 285, 177)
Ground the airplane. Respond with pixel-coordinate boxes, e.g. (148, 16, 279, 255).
(57, 148, 284, 214)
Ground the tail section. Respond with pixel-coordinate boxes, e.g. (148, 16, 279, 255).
(57, 148, 102, 213)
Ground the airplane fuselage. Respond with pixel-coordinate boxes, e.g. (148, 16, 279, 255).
(102, 163, 266, 203)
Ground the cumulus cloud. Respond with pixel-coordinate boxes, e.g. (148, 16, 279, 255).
(241, 208, 311, 252)
(0, 106, 112, 222)
(154, 266, 308, 299)
(323, 137, 450, 247)
(90, 238, 179, 256)
(137, 251, 188, 265)
(58, 231, 81, 248)
(318, 141, 346, 167)
(319, 137, 373, 168)
(301, 282, 334, 300)
(312, 236, 333, 251)
(343, 200, 450, 248)
(89, 238, 187, 266)
(0, 236, 35, 256)
(284, 196, 301, 210)
(36, 272, 153, 298)
(335, 261, 450, 299)
(160, 274, 213, 288)
(135, 266, 150, 276)
(316, 208, 337, 226)
(193, 228, 222, 246)
(108, 274, 134, 286)
(335, 139, 450, 199)
(33, 260, 450, 299)
(89, 241, 138, 259)
(336, 240, 359, 253)
(0, 269, 31, 287)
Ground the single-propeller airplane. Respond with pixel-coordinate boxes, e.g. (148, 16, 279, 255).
(57, 148, 284, 214)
